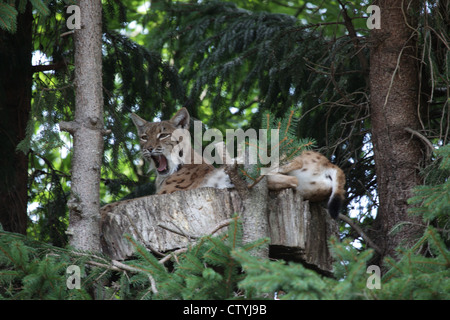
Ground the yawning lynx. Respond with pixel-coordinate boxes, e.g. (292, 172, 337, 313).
(130, 108, 233, 194)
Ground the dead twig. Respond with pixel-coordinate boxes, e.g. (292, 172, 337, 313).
(158, 223, 198, 240)
(208, 218, 233, 236)
(404, 127, 435, 155)
(338, 214, 383, 255)
(84, 258, 158, 295)
(158, 248, 188, 265)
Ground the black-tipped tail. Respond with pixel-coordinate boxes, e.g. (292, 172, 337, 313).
(327, 195, 343, 219)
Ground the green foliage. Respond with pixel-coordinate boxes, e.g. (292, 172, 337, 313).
(156, 1, 331, 122)
(408, 144, 450, 223)
(2, 152, 450, 301)
(261, 108, 316, 163)
(0, 1, 18, 32)
(119, 215, 269, 299)
(234, 237, 377, 300)
(29, 0, 50, 16)
(4, 0, 448, 300)
(381, 227, 450, 300)
(0, 229, 110, 299)
(234, 248, 333, 299)
(0, 0, 50, 33)
(233, 228, 450, 300)
(242, 108, 315, 181)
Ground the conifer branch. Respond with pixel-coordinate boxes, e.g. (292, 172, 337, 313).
(247, 174, 265, 189)
(284, 109, 294, 136)
(338, 214, 383, 255)
(31, 61, 67, 73)
(337, 0, 369, 78)
(59, 120, 111, 136)
(58, 120, 79, 135)
(237, 167, 256, 182)
(285, 141, 314, 162)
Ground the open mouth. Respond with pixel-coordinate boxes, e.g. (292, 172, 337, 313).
(151, 155, 169, 175)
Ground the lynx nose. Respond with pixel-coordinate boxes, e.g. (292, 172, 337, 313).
(152, 146, 163, 154)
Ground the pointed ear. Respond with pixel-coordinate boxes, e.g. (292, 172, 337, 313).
(170, 108, 190, 129)
(130, 113, 147, 130)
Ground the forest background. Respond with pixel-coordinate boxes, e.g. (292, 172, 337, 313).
(0, 0, 448, 300)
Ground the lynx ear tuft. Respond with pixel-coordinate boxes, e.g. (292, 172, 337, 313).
(170, 108, 190, 130)
(130, 113, 147, 128)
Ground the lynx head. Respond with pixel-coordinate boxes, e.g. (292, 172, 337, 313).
(130, 108, 190, 177)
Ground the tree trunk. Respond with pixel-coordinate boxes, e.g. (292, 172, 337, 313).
(0, 4, 32, 235)
(100, 188, 338, 274)
(369, 0, 424, 263)
(241, 177, 269, 258)
(60, 0, 104, 252)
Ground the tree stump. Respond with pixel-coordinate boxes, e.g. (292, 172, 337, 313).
(100, 187, 338, 274)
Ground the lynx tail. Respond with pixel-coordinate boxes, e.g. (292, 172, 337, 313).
(326, 166, 345, 219)
(328, 194, 343, 219)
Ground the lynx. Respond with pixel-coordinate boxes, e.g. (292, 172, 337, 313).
(267, 151, 346, 219)
(130, 108, 233, 194)
(130, 108, 344, 218)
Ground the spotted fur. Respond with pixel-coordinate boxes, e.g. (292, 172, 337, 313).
(267, 151, 346, 219)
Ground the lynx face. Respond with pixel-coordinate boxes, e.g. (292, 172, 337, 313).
(130, 109, 190, 185)
(131, 108, 233, 194)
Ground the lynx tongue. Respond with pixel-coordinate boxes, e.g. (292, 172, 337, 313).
(157, 155, 167, 172)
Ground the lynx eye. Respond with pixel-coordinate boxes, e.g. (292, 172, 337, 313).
(158, 133, 171, 140)
(140, 134, 148, 141)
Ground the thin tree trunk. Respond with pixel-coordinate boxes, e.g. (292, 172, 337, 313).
(0, 4, 32, 235)
(60, 0, 104, 252)
(233, 151, 270, 259)
(241, 176, 269, 258)
(369, 0, 424, 263)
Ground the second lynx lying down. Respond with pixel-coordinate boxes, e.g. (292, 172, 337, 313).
(267, 150, 346, 219)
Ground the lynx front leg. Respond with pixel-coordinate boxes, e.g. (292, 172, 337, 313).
(277, 157, 303, 174)
(267, 174, 298, 191)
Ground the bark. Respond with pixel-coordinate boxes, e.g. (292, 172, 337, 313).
(241, 177, 269, 258)
(0, 4, 32, 234)
(268, 189, 338, 273)
(60, 0, 104, 251)
(100, 188, 338, 274)
(369, 0, 425, 262)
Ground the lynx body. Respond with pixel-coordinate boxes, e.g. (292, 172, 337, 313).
(268, 151, 346, 219)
